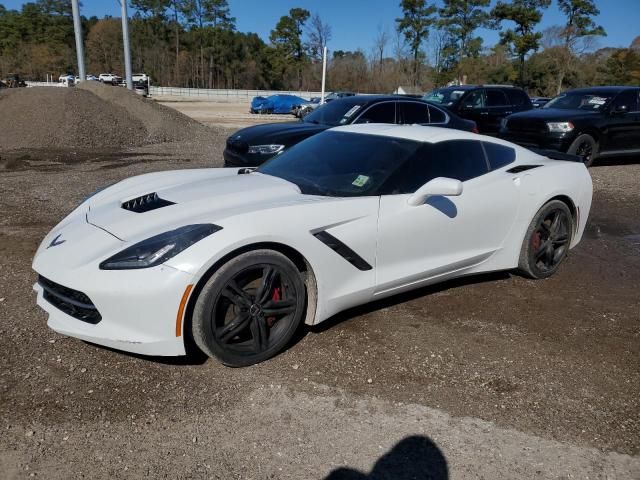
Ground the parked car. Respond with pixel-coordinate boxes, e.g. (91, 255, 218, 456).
(225, 95, 478, 167)
(530, 96, 551, 108)
(32, 124, 593, 366)
(98, 73, 121, 84)
(423, 85, 533, 135)
(58, 74, 75, 87)
(132, 73, 149, 84)
(499, 86, 640, 167)
(294, 92, 357, 118)
(250, 94, 309, 114)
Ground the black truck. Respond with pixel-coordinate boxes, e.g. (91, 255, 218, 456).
(499, 86, 640, 166)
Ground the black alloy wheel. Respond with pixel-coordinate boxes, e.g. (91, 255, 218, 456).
(192, 250, 306, 367)
(518, 200, 573, 279)
(568, 134, 597, 167)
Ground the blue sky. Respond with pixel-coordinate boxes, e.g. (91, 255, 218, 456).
(3, 0, 639, 55)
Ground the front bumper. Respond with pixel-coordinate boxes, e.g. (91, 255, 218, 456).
(33, 220, 194, 356)
(223, 148, 273, 168)
(499, 130, 576, 152)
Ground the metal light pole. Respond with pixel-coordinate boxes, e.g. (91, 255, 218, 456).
(320, 46, 327, 104)
(71, 0, 86, 81)
(119, 0, 133, 90)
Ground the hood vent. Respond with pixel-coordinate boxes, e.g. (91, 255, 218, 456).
(121, 192, 175, 213)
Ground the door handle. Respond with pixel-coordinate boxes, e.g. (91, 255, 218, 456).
(480, 112, 489, 115)
(505, 111, 512, 114)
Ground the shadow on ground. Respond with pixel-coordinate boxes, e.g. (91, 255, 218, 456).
(325, 435, 448, 480)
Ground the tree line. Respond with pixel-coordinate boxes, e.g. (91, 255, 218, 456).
(0, 0, 638, 96)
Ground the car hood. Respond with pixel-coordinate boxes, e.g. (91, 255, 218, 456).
(230, 122, 328, 144)
(86, 169, 324, 241)
(508, 108, 600, 122)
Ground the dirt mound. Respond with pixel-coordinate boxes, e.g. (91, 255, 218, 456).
(0, 83, 211, 150)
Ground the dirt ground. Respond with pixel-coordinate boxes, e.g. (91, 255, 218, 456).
(0, 101, 639, 479)
(155, 96, 295, 129)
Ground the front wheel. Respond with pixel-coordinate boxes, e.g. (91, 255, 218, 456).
(192, 250, 306, 367)
(567, 134, 597, 167)
(518, 200, 573, 279)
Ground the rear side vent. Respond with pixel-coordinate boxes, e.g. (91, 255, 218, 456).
(313, 231, 372, 271)
(507, 165, 541, 173)
(122, 192, 175, 213)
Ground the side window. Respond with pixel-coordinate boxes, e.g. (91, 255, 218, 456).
(398, 102, 430, 124)
(486, 89, 509, 107)
(611, 90, 640, 112)
(483, 142, 516, 170)
(381, 140, 489, 194)
(461, 90, 485, 109)
(354, 102, 396, 124)
(506, 89, 531, 106)
(427, 105, 447, 123)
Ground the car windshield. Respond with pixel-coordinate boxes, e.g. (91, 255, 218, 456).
(423, 88, 466, 106)
(544, 92, 615, 111)
(303, 99, 366, 126)
(257, 131, 422, 197)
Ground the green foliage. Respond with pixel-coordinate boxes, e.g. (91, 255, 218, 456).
(396, 0, 437, 85)
(491, 0, 551, 84)
(269, 8, 310, 89)
(438, 0, 489, 60)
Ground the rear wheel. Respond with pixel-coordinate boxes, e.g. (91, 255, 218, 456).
(567, 134, 597, 167)
(192, 250, 306, 367)
(518, 200, 573, 279)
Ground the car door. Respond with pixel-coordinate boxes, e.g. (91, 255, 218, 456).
(602, 89, 640, 152)
(457, 89, 488, 132)
(484, 89, 511, 135)
(397, 101, 430, 124)
(374, 139, 520, 297)
(353, 101, 397, 124)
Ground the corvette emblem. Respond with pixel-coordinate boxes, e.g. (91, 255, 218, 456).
(47, 234, 66, 249)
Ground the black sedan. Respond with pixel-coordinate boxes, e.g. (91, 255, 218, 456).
(499, 86, 640, 166)
(224, 95, 478, 167)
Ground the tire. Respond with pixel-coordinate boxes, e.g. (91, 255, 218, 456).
(567, 134, 598, 167)
(192, 250, 306, 367)
(517, 200, 573, 279)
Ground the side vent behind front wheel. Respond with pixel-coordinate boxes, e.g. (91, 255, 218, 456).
(507, 165, 541, 173)
(313, 231, 372, 271)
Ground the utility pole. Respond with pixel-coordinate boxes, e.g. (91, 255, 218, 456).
(120, 0, 133, 90)
(320, 46, 327, 104)
(71, 0, 86, 82)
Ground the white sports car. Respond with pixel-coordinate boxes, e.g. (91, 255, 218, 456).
(33, 125, 592, 366)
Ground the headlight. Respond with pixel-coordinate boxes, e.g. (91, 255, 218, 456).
(547, 121, 574, 133)
(248, 144, 285, 155)
(99, 224, 222, 270)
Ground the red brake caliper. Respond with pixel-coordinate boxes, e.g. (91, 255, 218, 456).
(266, 287, 281, 327)
(532, 231, 541, 251)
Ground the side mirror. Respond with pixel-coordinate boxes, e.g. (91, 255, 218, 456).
(408, 177, 463, 206)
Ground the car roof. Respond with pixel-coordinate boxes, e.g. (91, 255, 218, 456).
(331, 123, 513, 146)
(562, 86, 638, 95)
(334, 94, 431, 105)
(432, 85, 523, 91)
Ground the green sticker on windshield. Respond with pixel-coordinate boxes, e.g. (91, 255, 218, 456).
(352, 175, 370, 187)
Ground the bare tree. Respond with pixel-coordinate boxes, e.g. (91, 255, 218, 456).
(307, 13, 332, 61)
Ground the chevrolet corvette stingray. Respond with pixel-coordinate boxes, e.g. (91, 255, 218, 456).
(33, 125, 592, 366)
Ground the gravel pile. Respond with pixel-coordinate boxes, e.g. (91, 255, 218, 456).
(0, 83, 211, 150)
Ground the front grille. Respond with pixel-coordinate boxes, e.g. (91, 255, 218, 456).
(38, 276, 102, 324)
(506, 118, 547, 134)
(122, 192, 175, 213)
(226, 137, 249, 154)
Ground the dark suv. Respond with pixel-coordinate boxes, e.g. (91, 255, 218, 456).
(224, 95, 477, 167)
(423, 85, 533, 135)
(499, 86, 640, 166)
